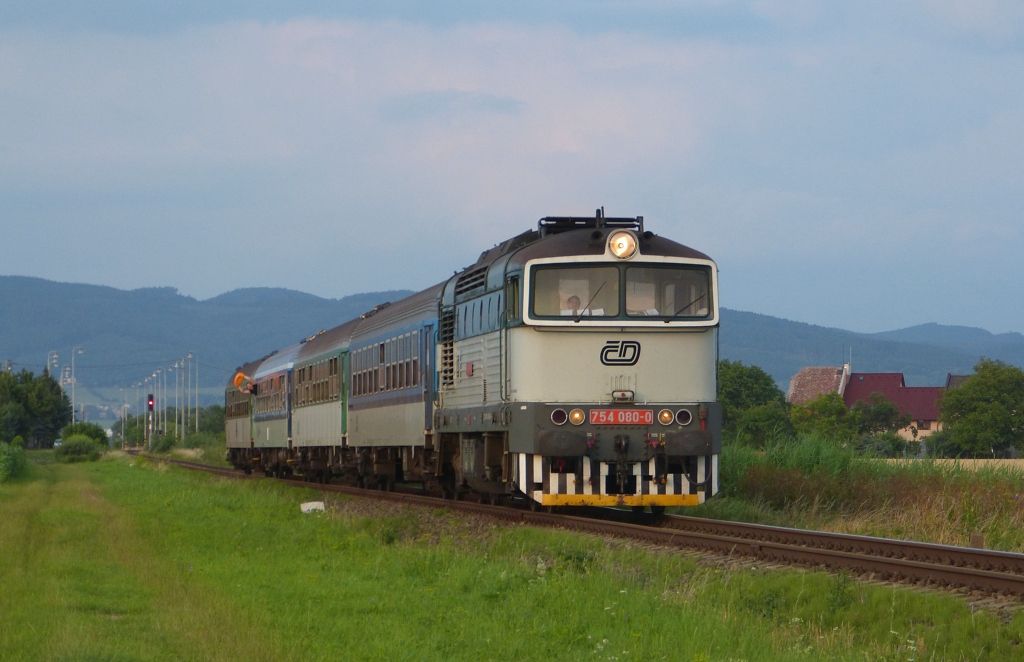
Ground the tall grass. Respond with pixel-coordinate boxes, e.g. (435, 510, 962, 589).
(703, 434, 1024, 550)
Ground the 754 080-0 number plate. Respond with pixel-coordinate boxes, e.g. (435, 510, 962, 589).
(589, 409, 653, 425)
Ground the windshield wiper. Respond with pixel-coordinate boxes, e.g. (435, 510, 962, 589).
(671, 292, 706, 318)
(574, 281, 607, 322)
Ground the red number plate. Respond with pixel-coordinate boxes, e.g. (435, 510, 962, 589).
(589, 409, 653, 425)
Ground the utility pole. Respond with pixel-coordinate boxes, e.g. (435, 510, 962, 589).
(70, 346, 84, 424)
(173, 362, 180, 441)
(194, 355, 200, 433)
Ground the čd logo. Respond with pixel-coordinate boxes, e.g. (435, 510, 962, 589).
(600, 340, 641, 366)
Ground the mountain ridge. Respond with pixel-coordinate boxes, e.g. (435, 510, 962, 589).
(3, 275, 1022, 397)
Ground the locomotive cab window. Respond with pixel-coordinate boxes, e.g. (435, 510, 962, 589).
(626, 265, 711, 319)
(531, 266, 619, 318)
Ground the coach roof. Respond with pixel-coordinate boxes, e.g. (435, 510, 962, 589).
(295, 317, 363, 364)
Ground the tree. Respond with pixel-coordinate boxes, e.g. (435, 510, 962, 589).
(852, 392, 910, 435)
(732, 400, 793, 447)
(940, 359, 1024, 457)
(0, 369, 70, 447)
(790, 392, 859, 441)
(718, 360, 785, 427)
(0, 401, 27, 442)
(24, 371, 71, 447)
(198, 405, 224, 435)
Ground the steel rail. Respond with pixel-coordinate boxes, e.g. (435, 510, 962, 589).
(659, 515, 1024, 575)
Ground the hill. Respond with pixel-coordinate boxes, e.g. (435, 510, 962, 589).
(3, 276, 1022, 407)
(0, 276, 407, 396)
(719, 310, 1009, 387)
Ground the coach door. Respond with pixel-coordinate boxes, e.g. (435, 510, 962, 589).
(421, 323, 434, 431)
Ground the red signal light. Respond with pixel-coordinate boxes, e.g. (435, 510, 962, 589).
(147, 394, 154, 411)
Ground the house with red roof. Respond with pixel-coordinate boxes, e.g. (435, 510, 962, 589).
(786, 364, 944, 440)
(786, 364, 850, 405)
(841, 373, 944, 440)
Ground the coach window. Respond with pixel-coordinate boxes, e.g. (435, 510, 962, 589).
(531, 265, 619, 318)
(412, 330, 420, 386)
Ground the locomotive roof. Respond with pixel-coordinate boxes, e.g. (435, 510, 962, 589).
(445, 215, 714, 303)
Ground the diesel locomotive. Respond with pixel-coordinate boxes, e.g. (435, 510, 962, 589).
(226, 211, 721, 510)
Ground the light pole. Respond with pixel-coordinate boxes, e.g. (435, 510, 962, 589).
(159, 368, 165, 440)
(71, 346, 84, 424)
(47, 351, 59, 378)
(120, 387, 126, 448)
(184, 353, 191, 436)
(134, 382, 141, 447)
(194, 354, 200, 433)
(172, 362, 180, 441)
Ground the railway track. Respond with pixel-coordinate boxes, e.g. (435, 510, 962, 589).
(148, 454, 1024, 600)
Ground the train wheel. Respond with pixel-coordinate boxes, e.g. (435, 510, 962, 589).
(650, 505, 666, 517)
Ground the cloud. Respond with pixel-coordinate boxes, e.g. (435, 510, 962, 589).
(0, 10, 1022, 332)
(378, 90, 524, 123)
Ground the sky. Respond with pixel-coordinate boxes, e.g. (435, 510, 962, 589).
(2, 1, 1022, 334)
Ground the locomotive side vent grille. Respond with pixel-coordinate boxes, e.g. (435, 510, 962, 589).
(454, 266, 487, 298)
(440, 307, 456, 387)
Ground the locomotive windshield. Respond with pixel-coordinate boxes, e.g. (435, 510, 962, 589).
(625, 265, 710, 318)
(530, 263, 712, 321)
(532, 266, 620, 318)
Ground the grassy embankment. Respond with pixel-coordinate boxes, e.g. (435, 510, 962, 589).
(693, 436, 1024, 552)
(1, 452, 1022, 661)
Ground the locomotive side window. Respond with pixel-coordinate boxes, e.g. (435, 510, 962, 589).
(531, 266, 619, 318)
(625, 266, 711, 318)
(505, 277, 520, 322)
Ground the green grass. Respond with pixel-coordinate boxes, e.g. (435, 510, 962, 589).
(1, 452, 1022, 660)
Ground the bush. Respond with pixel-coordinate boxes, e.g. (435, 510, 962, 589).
(151, 434, 175, 453)
(54, 434, 104, 463)
(0, 442, 28, 482)
(61, 422, 109, 446)
(856, 431, 909, 458)
(183, 432, 220, 450)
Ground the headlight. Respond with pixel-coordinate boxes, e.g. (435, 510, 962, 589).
(551, 409, 568, 426)
(568, 408, 586, 426)
(658, 409, 674, 426)
(676, 409, 693, 426)
(608, 231, 637, 259)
